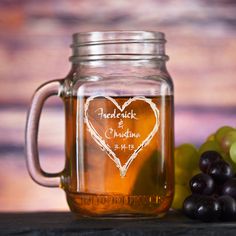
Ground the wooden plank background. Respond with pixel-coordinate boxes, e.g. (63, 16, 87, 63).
(0, 0, 236, 211)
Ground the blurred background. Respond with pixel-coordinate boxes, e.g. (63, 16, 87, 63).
(0, 0, 236, 211)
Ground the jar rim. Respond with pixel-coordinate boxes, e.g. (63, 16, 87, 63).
(72, 31, 166, 46)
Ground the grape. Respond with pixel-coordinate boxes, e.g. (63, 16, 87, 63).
(207, 160, 234, 184)
(215, 126, 234, 144)
(199, 151, 222, 173)
(183, 195, 201, 219)
(190, 173, 215, 195)
(196, 196, 221, 222)
(206, 133, 215, 141)
(175, 144, 199, 171)
(217, 195, 236, 221)
(183, 195, 220, 221)
(220, 130, 236, 153)
(222, 178, 236, 199)
(172, 184, 190, 210)
(229, 142, 236, 164)
(175, 166, 191, 185)
(199, 141, 222, 155)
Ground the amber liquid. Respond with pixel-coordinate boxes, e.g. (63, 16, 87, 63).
(63, 95, 174, 218)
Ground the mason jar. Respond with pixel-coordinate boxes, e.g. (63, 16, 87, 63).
(25, 31, 174, 218)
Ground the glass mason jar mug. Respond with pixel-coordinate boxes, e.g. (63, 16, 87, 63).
(25, 31, 174, 218)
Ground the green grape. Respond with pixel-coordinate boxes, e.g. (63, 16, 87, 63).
(175, 166, 192, 185)
(206, 133, 215, 141)
(175, 144, 199, 171)
(229, 142, 236, 164)
(172, 184, 190, 210)
(198, 140, 222, 155)
(220, 130, 236, 153)
(215, 126, 234, 144)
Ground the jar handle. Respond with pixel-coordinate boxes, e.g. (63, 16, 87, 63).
(25, 79, 64, 187)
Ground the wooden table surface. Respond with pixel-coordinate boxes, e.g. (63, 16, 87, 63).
(0, 211, 236, 236)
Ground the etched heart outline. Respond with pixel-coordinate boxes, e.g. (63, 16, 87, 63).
(84, 96, 160, 177)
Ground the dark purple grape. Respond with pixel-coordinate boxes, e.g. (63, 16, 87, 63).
(222, 178, 236, 199)
(217, 195, 236, 221)
(207, 160, 234, 184)
(199, 151, 222, 173)
(190, 173, 215, 195)
(196, 196, 221, 222)
(183, 195, 202, 219)
(183, 195, 221, 222)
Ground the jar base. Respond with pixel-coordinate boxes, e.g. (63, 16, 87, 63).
(66, 192, 172, 219)
(73, 212, 167, 220)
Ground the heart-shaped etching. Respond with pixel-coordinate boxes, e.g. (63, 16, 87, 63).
(84, 96, 160, 177)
